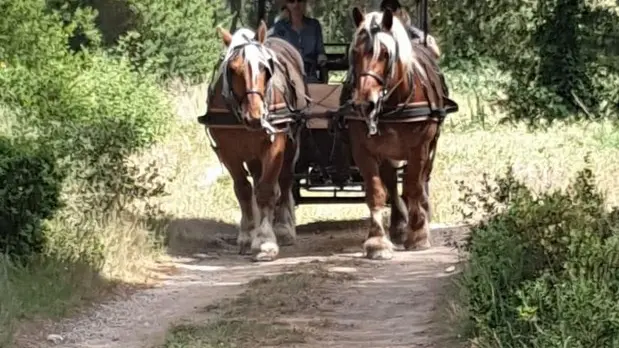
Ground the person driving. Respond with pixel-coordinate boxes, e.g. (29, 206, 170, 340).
(268, 0, 327, 82)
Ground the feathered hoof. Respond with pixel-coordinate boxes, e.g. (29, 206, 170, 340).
(251, 241, 279, 262)
(363, 236, 394, 260)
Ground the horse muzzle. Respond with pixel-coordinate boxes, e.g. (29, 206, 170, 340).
(353, 100, 380, 136)
(242, 115, 263, 130)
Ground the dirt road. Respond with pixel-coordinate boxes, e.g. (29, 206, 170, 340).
(23, 219, 467, 348)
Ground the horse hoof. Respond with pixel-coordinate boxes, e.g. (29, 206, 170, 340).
(238, 244, 251, 255)
(274, 225, 296, 246)
(366, 248, 393, 260)
(392, 244, 405, 251)
(405, 239, 431, 251)
(363, 236, 394, 260)
(238, 240, 252, 255)
(251, 241, 279, 262)
(276, 234, 296, 246)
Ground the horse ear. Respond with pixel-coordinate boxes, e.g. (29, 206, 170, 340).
(217, 26, 232, 47)
(352, 7, 364, 27)
(382, 9, 394, 30)
(257, 20, 268, 43)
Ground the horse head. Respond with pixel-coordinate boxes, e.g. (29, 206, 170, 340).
(349, 7, 420, 135)
(217, 21, 277, 130)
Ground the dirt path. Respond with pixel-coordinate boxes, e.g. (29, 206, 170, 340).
(21, 219, 467, 348)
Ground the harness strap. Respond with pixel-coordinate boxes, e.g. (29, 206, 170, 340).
(344, 100, 456, 123)
(205, 127, 218, 151)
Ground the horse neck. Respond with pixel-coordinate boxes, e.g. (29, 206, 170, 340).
(388, 61, 416, 104)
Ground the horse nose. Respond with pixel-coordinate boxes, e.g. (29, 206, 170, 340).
(360, 100, 375, 117)
(366, 101, 376, 113)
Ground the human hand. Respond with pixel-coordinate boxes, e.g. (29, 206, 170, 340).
(317, 54, 327, 66)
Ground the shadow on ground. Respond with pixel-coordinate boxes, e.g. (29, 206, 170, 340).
(164, 216, 469, 265)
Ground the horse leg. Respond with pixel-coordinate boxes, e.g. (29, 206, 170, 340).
(423, 131, 440, 222)
(273, 135, 298, 246)
(358, 157, 393, 260)
(380, 162, 408, 250)
(251, 135, 287, 262)
(220, 159, 256, 255)
(403, 146, 431, 251)
(423, 170, 431, 223)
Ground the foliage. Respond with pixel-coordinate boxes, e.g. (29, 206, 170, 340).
(0, 0, 172, 264)
(0, 139, 65, 260)
(457, 158, 619, 347)
(433, 0, 619, 124)
(111, 0, 231, 82)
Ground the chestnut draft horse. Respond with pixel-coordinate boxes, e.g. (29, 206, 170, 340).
(200, 22, 309, 261)
(344, 8, 458, 260)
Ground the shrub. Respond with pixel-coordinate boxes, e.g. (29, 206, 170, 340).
(433, 0, 618, 124)
(458, 160, 619, 347)
(0, 139, 65, 260)
(112, 0, 231, 82)
(0, 0, 173, 263)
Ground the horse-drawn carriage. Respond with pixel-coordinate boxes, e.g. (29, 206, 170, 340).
(198, 1, 458, 262)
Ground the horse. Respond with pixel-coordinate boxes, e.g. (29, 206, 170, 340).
(395, 7, 441, 59)
(201, 21, 309, 261)
(342, 8, 457, 260)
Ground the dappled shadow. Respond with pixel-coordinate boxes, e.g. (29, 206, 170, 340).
(8, 256, 130, 347)
(165, 218, 238, 257)
(310, 256, 466, 347)
(164, 214, 469, 266)
(297, 219, 367, 235)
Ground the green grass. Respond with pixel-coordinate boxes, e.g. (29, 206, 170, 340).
(0, 82, 211, 346)
(452, 164, 619, 347)
(0, 255, 115, 346)
(162, 320, 307, 348)
(163, 97, 619, 230)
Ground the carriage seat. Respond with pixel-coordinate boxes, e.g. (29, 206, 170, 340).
(305, 84, 344, 129)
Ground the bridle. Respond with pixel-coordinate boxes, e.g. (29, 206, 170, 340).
(221, 39, 280, 133)
(351, 20, 412, 136)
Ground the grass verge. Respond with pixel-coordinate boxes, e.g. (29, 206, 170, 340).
(0, 82, 212, 346)
(455, 164, 619, 347)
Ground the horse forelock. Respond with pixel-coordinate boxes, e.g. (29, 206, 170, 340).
(223, 28, 276, 85)
(348, 11, 425, 82)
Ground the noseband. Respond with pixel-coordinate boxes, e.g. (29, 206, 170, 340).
(352, 26, 400, 135)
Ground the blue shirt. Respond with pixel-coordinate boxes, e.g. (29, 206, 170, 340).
(267, 16, 325, 79)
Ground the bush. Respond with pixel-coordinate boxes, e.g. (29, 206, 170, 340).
(458, 160, 619, 347)
(112, 0, 231, 82)
(433, 0, 618, 124)
(0, 0, 173, 263)
(0, 139, 65, 259)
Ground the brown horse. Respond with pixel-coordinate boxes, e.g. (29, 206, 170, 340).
(201, 21, 309, 261)
(343, 8, 457, 260)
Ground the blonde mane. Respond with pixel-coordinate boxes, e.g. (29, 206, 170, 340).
(222, 28, 277, 85)
(219, 28, 298, 110)
(348, 11, 425, 83)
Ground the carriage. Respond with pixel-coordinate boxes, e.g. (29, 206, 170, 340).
(197, 0, 458, 261)
(199, 0, 449, 206)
